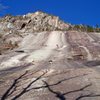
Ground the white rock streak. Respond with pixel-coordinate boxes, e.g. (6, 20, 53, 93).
(0, 31, 69, 69)
(26, 31, 68, 62)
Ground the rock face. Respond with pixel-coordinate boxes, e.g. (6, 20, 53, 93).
(0, 11, 100, 100)
(0, 11, 69, 32)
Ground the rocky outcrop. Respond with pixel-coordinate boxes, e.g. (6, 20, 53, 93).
(0, 11, 70, 33)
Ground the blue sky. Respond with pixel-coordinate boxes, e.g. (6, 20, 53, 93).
(0, 0, 100, 26)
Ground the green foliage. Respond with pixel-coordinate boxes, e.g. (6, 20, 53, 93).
(86, 25, 94, 32)
(68, 24, 100, 33)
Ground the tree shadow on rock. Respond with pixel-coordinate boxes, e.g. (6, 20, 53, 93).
(1, 70, 47, 100)
(1, 70, 100, 100)
(43, 81, 100, 100)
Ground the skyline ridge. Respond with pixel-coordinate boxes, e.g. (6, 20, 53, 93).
(0, 0, 100, 26)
